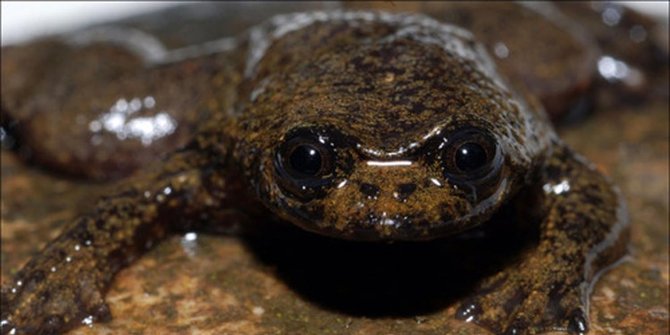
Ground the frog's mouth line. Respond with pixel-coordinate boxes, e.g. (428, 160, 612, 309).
(273, 178, 511, 242)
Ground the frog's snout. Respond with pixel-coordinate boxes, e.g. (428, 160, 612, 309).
(395, 183, 418, 201)
(358, 182, 418, 202)
(307, 161, 476, 240)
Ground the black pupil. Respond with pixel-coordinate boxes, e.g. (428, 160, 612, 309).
(455, 142, 488, 173)
(289, 145, 322, 176)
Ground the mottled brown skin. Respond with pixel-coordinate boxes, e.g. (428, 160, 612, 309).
(0, 7, 636, 335)
(343, 2, 600, 121)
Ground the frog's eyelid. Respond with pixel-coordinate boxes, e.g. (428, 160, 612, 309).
(281, 124, 359, 150)
(408, 125, 500, 165)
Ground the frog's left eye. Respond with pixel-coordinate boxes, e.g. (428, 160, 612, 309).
(274, 129, 338, 200)
(281, 141, 333, 180)
(440, 128, 502, 183)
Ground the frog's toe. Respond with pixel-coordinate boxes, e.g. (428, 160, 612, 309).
(1, 269, 112, 335)
(456, 271, 520, 333)
(566, 308, 589, 334)
(502, 300, 589, 335)
(457, 270, 589, 335)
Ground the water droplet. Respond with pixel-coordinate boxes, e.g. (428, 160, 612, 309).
(180, 232, 199, 257)
(629, 25, 647, 43)
(493, 41, 509, 59)
(88, 120, 102, 132)
(129, 98, 142, 112)
(82, 315, 94, 327)
(143, 96, 156, 109)
(456, 302, 481, 322)
(601, 6, 622, 26)
(90, 134, 103, 146)
(90, 97, 176, 145)
(504, 327, 520, 335)
(598, 56, 630, 82)
(543, 179, 571, 195)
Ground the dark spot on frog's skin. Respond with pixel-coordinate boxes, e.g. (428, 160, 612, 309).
(547, 282, 568, 316)
(503, 289, 527, 315)
(70, 223, 95, 245)
(39, 290, 51, 304)
(356, 85, 374, 95)
(582, 191, 605, 207)
(332, 79, 356, 87)
(301, 204, 325, 222)
(24, 270, 46, 290)
(395, 86, 419, 98)
(544, 164, 565, 181)
(359, 182, 380, 199)
(395, 183, 417, 201)
(95, 219, 106, 230)
(107, 248, 131, 273)
(350, 55, 373, 72)
(410, 102, 426, 114)
(110, 189, 139, 199)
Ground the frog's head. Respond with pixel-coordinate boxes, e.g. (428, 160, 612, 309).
(234, 11, 550, 240)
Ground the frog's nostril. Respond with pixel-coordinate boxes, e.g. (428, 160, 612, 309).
(395, 183, 417, 201)
(359, 183, 380, 199)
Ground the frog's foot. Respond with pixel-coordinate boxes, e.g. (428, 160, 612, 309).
(456, 256, 588, 335)
(1, 256, 111, 335)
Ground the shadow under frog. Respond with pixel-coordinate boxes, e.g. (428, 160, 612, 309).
(0, 5, 650, 335)
(242, 201, 538, 317)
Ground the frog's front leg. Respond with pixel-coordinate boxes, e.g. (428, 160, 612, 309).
(0, 143, 256, 335)
(457, 144, 630, 335)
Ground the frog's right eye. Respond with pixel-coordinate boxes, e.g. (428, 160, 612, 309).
(439, 127, 502, 185)
(274, 129, 338, 200)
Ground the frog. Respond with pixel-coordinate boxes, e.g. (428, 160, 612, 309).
(3, 2, 660, 335)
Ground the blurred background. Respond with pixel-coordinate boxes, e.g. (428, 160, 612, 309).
(2, 1, 669, 46)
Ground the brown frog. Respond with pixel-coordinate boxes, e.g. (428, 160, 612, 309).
(2, 2, 662, 335)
